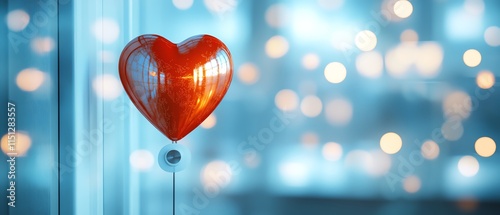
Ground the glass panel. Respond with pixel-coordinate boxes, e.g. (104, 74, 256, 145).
(1, 0, 59, 214)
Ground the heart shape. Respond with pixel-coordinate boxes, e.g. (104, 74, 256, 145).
(119, 34, 233, 141)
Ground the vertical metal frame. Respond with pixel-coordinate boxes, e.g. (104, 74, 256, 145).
(58, 0, 74, 214)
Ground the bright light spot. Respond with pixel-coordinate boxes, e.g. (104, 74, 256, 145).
(92, 74, 122, 100)
(475, 137, 496, 157)
(458, 156, 479, 177)
(393, 0, 413, 19)
(1, 132, 32, 157)
(356, 51, 383, 79)
(279, 161, 309, 187)
(265, 4, 288, 28)
(324, 62, 347, 84)
(325, 98, 353, 125)
(302, 53, 320, 70)
(200, 113, 217, 129)
(173, 0, 194, 10)
(16, 68, 45, 92)
(203, 0, 237, 14)
(98, 50, 115, 63)
(380, 132, 402, 154)
(92, 18, 120, 44)
(403, 175, 421, 193)
(441, 119, 464, 141)
(443, 91, 471, 120)
(464, 0, 484, 16)
(202, 160, 233, 189)
(300, 95, 322, 117)
(463, 49, 481, 67)
(355, 30, 377, 52)
(265, 35, 289, 58)
(129, 150, 154, 171)
(275, 89, 299, 111)
(237, 63, 259, 85)
(385, 43, 417, 78)
(291, 7, 326, 41)
(416, 42, 443, 77)
(381, 0, 410, 22)
(400, 29, 419, 43)
(476, 70, 495, 89)
(484, 26, 500, 47)
(301, 132, 319, 148)
(318, 0, 344, 10)
(6, 9, 30, 32)
(31, 37, 55, 54)
(322, 142, 342, 161)
(421, 140, 440, 160)
(446, 8, 483, 40)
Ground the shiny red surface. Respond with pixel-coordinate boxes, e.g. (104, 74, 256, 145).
(119, 34, 233, 141)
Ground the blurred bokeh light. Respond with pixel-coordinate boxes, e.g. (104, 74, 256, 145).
(265, 35, 289, 58)
(129, 149, 155, 171)
(463, 49, 482, 67)
(31, 37, 55, 54)
(16, 68, 45, 92)
(301, 53, 320, 70)
(300, 95, 322, 117)
(355, 30, 377, 52)
(474, 137, 496, 157)
(421, 140, 440, 160)
(484, 26, 500, 46)
(458, 156, 480, 177)
(200, 113, 217, 129)
(324, 62, 347, 84)
(275, 89, 299, 111)
(6, 9, 29, 31)
(476, 70, 495, 89)
(1, 132, 32, 157)
(172, 0, 194, 10)
(322, 142, 343, 161)
(237, 63, 259, 85)
(380, 132, 403, 154)
(92, 74, 122, 100)
(393, 0, 413, 18)
(325, 98, 353, 125)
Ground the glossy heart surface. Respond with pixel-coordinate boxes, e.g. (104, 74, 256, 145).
(119, 34, 233, 141)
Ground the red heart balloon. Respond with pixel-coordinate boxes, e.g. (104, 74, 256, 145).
(119, 34, 233, 141)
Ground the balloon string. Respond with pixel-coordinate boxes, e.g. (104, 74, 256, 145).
(172, 140, 176, 215)
(173, 172, 175, 215)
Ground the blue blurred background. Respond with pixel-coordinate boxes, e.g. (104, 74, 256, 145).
(1, 0, 500, 214)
